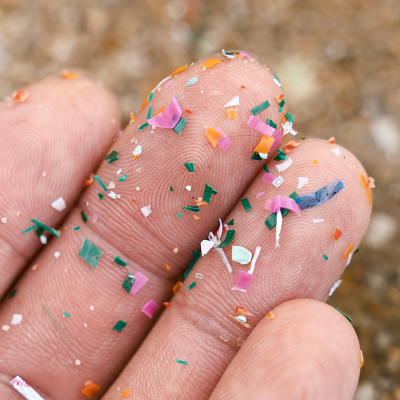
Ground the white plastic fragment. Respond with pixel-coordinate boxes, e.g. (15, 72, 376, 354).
(273, 77, 282, 87)
(2, 324, 10, 332)
(39, 235, 47, 245)
(297, 177, 308, 189)
(236, 315, 246, 322)
(223, 95, 239, 108)
(232, 246, 252, 265)
(346, 252, 353, 267)
(276, 158, 293, 173)
(141, 205, 152, 217)
(331, 147, 341, 156)
(201, 240, 215, 256)
(108, 191, 121, 199)
(282, 121, 297, 136)
(116, 169, 122, 175)
(328, 279, 342, 296)
(11, 314, 23, 325)
(185, 186, 191, 191)
(54, 251, 60, 258)
(108, 181, 116, 189)
(275, 210, 282, 248)
(132, 145, 142, 157)
(75, 359, 81, 366)
(195, 273, 204, 279)
(51, 197, 66, 212)
(248, 246, 261, 274)
(258, 152, 268, 159)
(313, 219, 324, 223)
(272, 176, 284, 188)
(1, 217, 7, 223)
(9, 376, 45, 400)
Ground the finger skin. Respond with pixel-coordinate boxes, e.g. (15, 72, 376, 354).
(0, 54, 283, 399)
(0, 76, 120, 296)
(210, 299, 361, 400)
(102, 139, 371, 399)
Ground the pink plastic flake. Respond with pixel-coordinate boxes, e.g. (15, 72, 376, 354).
(129, 272, 149, 295)
(147, 97, 182, 128)
(232, 271, 255, 293)
(265, 196, 301, 216)
(247, 115, 275, 136)
(141, 300, 160, 318)
(270, 128, 283, 151)
(165, 80, 173, 88)
(216, 128, 232, 150)
(256, 192, 265, 199)
(239, 52, 250, 58)
(262, 172, 276, 184)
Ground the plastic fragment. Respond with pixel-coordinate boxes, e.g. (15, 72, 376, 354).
(216, 127, 232, 150)
(272, 176, 284, 188)
(81, 211, 88, 223)
(113, 320, 127, 332)
(129, 272, 148, 294)
(141, 300, 160, 318)
(132, 145, 142, 157)
(164, 302, 171, 307)
(328, 137, 335, 144)
(334, 307, 352, 322)
(276, 157, 293, 173)
(360, 173, 372, 206)
(313, 219, 324, 223)
(130, 112, 135, 123)
(203, 183, 218, 203)
(296, 179, 346, 210)
(251, 100, 270, 115)
(114, 256, 127, 267)
(236, 306, 254, 317)
(333, 229, 342, 240)
(265, 192, 299, 230)
(183, 250, 201, 278)
(11, 314, 22, 325)
(202, 58, 222, 68)
(175, 359, 187, 365)
(312, 160, 320, 165)
(216, 230, 235, 248)
(206, 127, 222, 147)
(104, 150, 119, 161)
(240, 198, 252, 213)
(343, 244, 354, 259)
(223, 95, 239, 107)
(81, 381, 101, 397)
(360, 350, 364, 368)
(262, 172, 276, 184)
(195, 273, 204, 279)
(267, 311, 275, 319)
(188, 282, 196, 290)
(122, 389, 131, 398)
(183, 206, 200, 213)
(173, 281, 182, 294)
(43, 305, 67, 339)
(226, 109, 238, 119)
(61, 70, 79, 79)
(227, 219, 234, 225)
(118, 174, 128, 182)
(184, 162, 195, 172)
(297, 177, 308, 188)
(63, 312, 71, 318)
(323, 254, 328, 261)
(170, 64, 188, 76)
(232, 246, 252, 265)
(254, 136, 275, 154)
(331, 147, 341, 156)
(108, 191, 120, 199)
(273, 74, 281, 87)
(247, 115, 275, 136)
(79, 238, 103, 269)
(329, 279, 342, 296)
(232, 271, 254, 292)
(229, 315, 252, 329)
(9, 376, 45, 400)
(13, 90, 29, 102)
(256, 192, 265, 199)
(141, 205, 152, 217)
(177, 213, 182, 218)
(265, 196, 301, 216)
(185, 76, 198, 86)
(51, 197, 66, 212)
(94, 175, 107, 191)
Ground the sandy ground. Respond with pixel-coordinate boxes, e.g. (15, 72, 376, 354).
(0, 0, 399, 398)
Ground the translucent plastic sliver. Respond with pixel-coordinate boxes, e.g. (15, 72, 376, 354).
(216, 128, 232, 150)
(232, 271, 255, 293)
(262, 172, 276, 184)
(270, 128, 283, 151)
(296, 179, 346, 210)
(265, 196, 301, 216)
(147, 97, 182, 129)
(129, 272, 148, 295)
(9, 376, 44, 400)
(247, 115, 275, 136)
(141, 300, 160, 318)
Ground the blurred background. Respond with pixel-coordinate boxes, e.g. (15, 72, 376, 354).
(0, 0, 399, 398)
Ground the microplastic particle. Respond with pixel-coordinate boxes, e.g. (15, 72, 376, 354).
(183, 250, 201, 278)
(266, 118, 277, 129)
(9, 289, 17, 299)
(104, 150, 119, 161)
(114, 256, 127, 267)
(183, 162, 195, 172)
(272, 176, 284, 188)
(9, 376, 45, 400)
(43, 305, 67, 338)
(334, 307, 353, 322)
(170, 186, 174, 191)
(185, 76, 198, 86)
(122, 272, 135, 293)
(203, 183, 218, 203)
(177, 213, 182, 218)
(138, 122, 149, 130)
(232, 246, 252, 265)
(121, 389, 131, 398)
(195, 273, 204, 279)
(63, 312, 71, 317)
(183, 206, 200, 213)
(118, 174, 128, 182)
(81, 211, 88, 223)
(240, 198, 252, 213)
(227, 219, 234, 225)
(147, 106, 153, 119)
(216, 230, 235, 248)
(323, 254, 328, 260)
(173, 117, 187, 135)
(107, 156, 119, 164)
(73, 226, 80, 231)
(188, 282, 196, 290)
(113, 320, 127, 332)
(265, 192, 298, 230)
(79, 238, 103, 269)
(175, 359, 187, 365)
(94, 175, 107, 191)
(251, 100, 270, 115)
(223, 95, 239, 107)
(11, 314, 22, 325)
(285, 111, 295, 122)
(98, 193, 104, 200)
(51, 197, 66, 212)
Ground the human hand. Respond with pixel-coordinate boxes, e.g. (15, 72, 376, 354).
(0, 51, 371, 400)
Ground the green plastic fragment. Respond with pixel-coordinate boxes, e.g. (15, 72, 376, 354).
(31, 219, 60, 237)
(182, 206, 200, 213)
(240, 198, 252, 213)
(354, 248, 360, 254)
(114, 256, 127, 267)
(323, 254, 328, 261)
(285, 111, 295, 123)
(94, 175, 107, 192)
(113, 320, 127, 332)
(183, 162, 195, 172)
(263, 163, 269, 173)
(176, 94, 181, 99)
(265, 192, 299, 230)
(148, 91, 154, 102)
(177, 213, 182, 218)
(81, 211, 87, 224)
(122, 272, 135, 293)
(173, 116, 187, 135)
(334, 307, 353, 323)
(175, 359, 187, 365)
(279, 107, 283, 113)
(184, 250, 201, 278)
(170, 186, 174, 192)
(188, 282, 196, 290)
(266, 118, 277, 129)
(138, 122, 149, 130)
(251, 100, 270, 115)
(79, 238, 103, 269)
(203, 183, 218, 204)
(72, 226, 81, 231)
(22, 224, 38, 234)
(43, 305, 67, 339)
(216, 230, 235, 248)
(104, 150, 119, 161)
(273, 149, 287, 161)
(147, 106, 153, 119)
(301, 137, 307, 140)
(118, 174, 128, 182)
(63, 312, 71, 318)
(251, 152, 263, 160)
(232, 246, 252, 265)
(278, 99, 285, 107)
(227, 219, 234, 225)
(9, 288, 17, 299)
(98, 193, 104, 200)
(35, 226, 44, 237)
(108, 156, 119, 164)
(274, 74, 281, 84)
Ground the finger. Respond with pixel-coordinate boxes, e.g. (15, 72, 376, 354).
(210, 299, 361, 400)
(0, 53, 284, 399)
(0, 73, 120, 296)
(102, 138, 371, 399)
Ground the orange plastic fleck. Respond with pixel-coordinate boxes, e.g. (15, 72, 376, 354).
(240, 85, 245, 89)
(312, 160, 320, 165)
(254, 136, 274, 154)
(360, 350, 364, 368)
(163, 302, 171, 308)
(206, 128, 222, 148)
(328, 137, 335, 144)
(194, 215, 200, 220)
(165, 264, 171, 270)
(202, 58, 222, 68)
(360, 173, 372, 206)
(81, 383, 101, 398)
(13, 90, 29, 102)
(172, 281, 182, 294)
(184, 109, 192, 113)
(121, 389, 131, 398)
(32, 263, 39, 271)
(131, 199, 137, 202)
(367, 177, 375, 189)
(60, 70, 79, 80)
(285, 140, 300, 149)
(155, 106, 165, 116)
(130, 112, 135, 123)
(132, 155, 140, 161)
(170, 64, 189, 76)
(267, 312, 275, 320)
(226, 109, 238, 119)
(236, 306, 254, 317)
(333, 229, 342, 241)
(282, 114, 287, 124)
(139, 97, 148, 111)
(275, 94, 284, 103)
(16, 212, 22, 217)
(343, 244, 354, 259)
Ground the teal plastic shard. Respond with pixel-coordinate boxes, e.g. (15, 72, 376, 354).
(79, 238, 103, 269)
(114, 256, 127, 267)
(122, 272, 135, 293)
(173, 116, 187, 135)
(251, 100, 270, 115)
(104, 150, 119, 161)
(113, 320, 127, 332)
(183, 162, 195, 172)
(232, 246, 252, 265)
